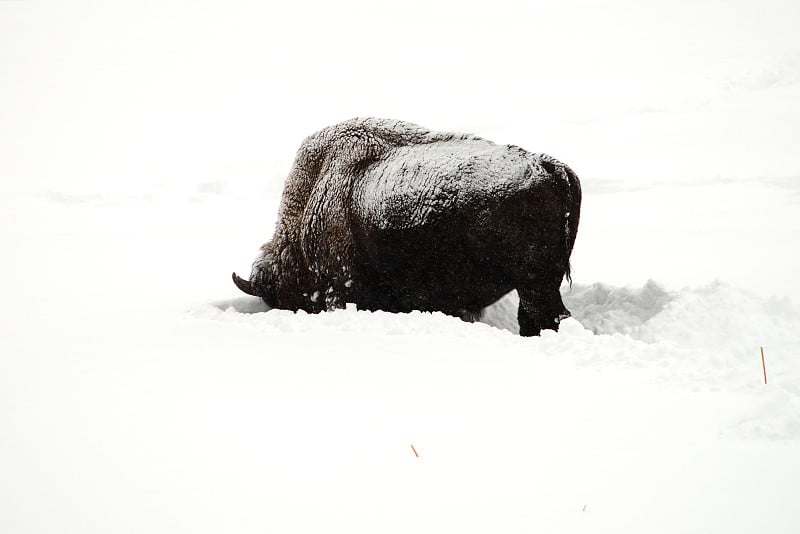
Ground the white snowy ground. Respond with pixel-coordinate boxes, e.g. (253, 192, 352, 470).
(3, 1, 800, 532)
(1, 178, 799, 534)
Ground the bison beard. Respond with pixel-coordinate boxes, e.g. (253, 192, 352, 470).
(233, 118, 581, 336)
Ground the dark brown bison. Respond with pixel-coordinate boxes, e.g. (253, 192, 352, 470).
(233, 118, 581, 336)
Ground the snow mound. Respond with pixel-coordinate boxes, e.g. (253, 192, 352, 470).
(207, 280, 800, 442)
(211, 280, 800, 384)
(479, 279, 673, 337)
(563, 279, 673, 336)
(483, 280, 797, 354)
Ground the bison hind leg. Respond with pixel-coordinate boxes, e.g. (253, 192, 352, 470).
(517, 283, 570, 337)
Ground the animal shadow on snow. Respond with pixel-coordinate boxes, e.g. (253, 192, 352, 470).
(211, 297, 270, 314)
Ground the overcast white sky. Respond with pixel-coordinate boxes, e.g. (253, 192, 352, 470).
(1, 0, 799, 195)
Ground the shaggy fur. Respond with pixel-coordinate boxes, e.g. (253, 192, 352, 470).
(234, 118, 581, 336)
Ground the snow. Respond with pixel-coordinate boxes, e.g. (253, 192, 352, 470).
(3, 1, 800, 533)
(2, 181, 799, 533)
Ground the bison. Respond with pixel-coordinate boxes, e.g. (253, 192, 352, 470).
(233, 118, 581, 336)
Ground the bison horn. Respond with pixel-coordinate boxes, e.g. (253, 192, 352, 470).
(232, 272, 258, 296)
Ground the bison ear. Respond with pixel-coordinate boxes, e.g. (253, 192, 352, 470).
(232, 272, 259, 296)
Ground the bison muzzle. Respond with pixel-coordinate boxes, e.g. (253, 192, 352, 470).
(233, 118, 581, 336)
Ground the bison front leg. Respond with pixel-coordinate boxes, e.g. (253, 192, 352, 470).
(517, 283, 570, 337)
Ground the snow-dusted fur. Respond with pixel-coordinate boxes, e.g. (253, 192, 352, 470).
(239, 118, 581, 336)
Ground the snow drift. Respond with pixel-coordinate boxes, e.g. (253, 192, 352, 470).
(2, 168, 799, 534)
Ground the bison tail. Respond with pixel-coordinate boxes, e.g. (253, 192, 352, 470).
(561, 163, 581, 287)
(537, 154, 581, 288)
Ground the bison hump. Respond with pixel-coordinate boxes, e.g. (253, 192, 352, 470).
(354, 138, 542, 230)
